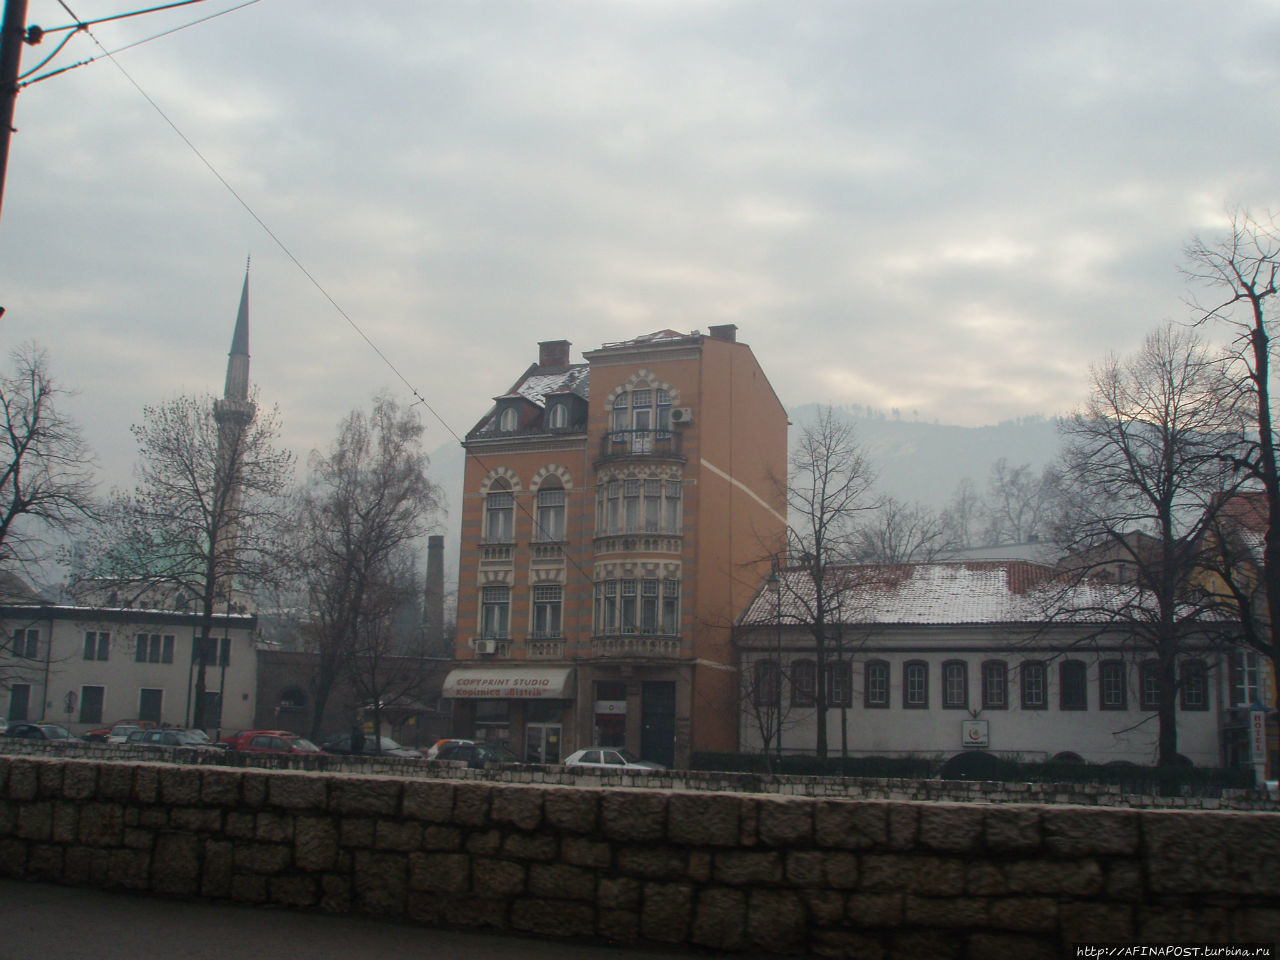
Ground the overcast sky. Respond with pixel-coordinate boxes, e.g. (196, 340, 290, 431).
(2, 0, 1278, 496)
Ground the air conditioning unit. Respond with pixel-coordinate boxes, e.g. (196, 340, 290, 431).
(474, 639, 498, 655)
(669, 407, 694, 425)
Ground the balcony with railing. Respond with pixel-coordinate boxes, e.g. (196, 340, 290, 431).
(597, 430, 684, 463)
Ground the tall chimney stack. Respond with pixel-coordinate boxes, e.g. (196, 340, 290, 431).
(423, 535, 445, 656)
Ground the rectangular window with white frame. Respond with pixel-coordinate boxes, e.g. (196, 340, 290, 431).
(481, 586, 510, 639)
(942, 660, 968, 709)
(532, 585, 562, 638)
(83, 631, 110, 661)
(1099, 660, 1127, 710)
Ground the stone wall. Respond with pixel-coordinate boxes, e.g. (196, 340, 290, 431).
(2, 755, 1278, 957)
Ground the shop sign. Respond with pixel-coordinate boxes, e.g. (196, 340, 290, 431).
(962, 720, 989, 748)
(443, 667, 573, 700)
(594, 699, 627, 716)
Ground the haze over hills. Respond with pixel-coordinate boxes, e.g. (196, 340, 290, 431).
(425, 404, 1065, 586)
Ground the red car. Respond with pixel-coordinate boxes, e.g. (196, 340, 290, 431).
(219, 730, 322, 755)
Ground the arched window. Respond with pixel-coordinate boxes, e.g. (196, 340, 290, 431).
(485, 480, 514, 543)
(753, 660, 779, 708)
(981, 660, 1007, 710)
(942, 660, 968, 709)
(903, 660, 928, 709)
(1059, 660, 1087, 710)
(864, 660, 890, 708)
(826, 660, 852, 707)
(535, 479, 566, 542)
(1020, 660, 1047, 710)
(499, 406, 518, 432)
(791, 659, 816, 707)
(1099, 660, 1127, 710)
(547, 402, 569, 430)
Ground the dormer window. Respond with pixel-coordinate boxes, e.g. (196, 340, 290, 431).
(548, 402, 568, 430)
(499, 407, 518, 432)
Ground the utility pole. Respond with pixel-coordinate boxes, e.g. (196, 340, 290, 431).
(0, 0, 29, 224)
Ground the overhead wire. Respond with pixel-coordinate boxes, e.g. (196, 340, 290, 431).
(48, 0, 625, 629)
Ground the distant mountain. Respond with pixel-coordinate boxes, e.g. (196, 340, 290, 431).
(787, 403, 1064, 509)
(426, 405, 1064, 586)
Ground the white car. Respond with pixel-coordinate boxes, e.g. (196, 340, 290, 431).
(562, 747, 665, 771)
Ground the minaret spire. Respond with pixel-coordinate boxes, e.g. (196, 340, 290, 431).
(223, 259, 251, 402)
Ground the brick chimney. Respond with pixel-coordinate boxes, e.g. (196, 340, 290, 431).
(422, 535, 444, 656)
(708, 324, 737, 343)
(538, 340, 571, 368)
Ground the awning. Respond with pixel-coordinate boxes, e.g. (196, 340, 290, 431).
(442, 666, 575, 700)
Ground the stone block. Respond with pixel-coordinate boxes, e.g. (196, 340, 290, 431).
(860, 855, 964, 896)
(353, 849, 409, 915)
(598, 875, 641, 909)
(138, 807, 169, 830)
(452, 782, 492, 826)
(240, 772, 269, 809)
(269, 875, 317, 907)
(490, 784, 543, 830)
(889, 930, 962, 960)
(267, 773, 326, 810)
(823, 850, 860, 889)
(233, 841, 291, 875)
(966, 934, 1058, 960)
(785, 850, 825, 887)
(320, 873, 352, 913)
(562, 836, 611, 868)
(617, 845, 687, 880)
(37, 761, 63, 798)
(375, 820, 422, 851)
(122, 828, 154, 850)
(158, 767, 201, 806)
(691, 887, 747, 950)
(200, 769, 241, 807)
(641, 881, 694, 943)
(295, 816, 338, 871)
(201, 839, 233, 898)
(1233, 908, 1280, 943)
(152, 833, 201, 896)
(107, 847, 151, 890)
(340, 817, 375, 848)
(6, 761, 37, 801)
(422, 825, 462, 850)
(747, 888, 806, 954)
(598, 908, 640, 942)
(738, 797, 759, 846)
(329, 777, 401, 817)
(984, 807, 1043, 851)
(918, 804, 983, 852)
(887, 804, 918, 848)
(602, 790, 667, 843)
(64, 845, 110, 885)
(97, 764, 134, 801)
(51, 801, 78, 843)
(61, 762, 97, 801)
(402, 780, 453, 822)
(17, 800, 52, 840)
(1043, 807, 1138, 856)
(1138, 905, 1231, 942)
(847, 892, 904, 927)
(409, 851, 469, 892)
(471, 857, 526, 896)
(806, 889, 846, 926)
(501, 831, 557, 861)
(667, 792, 741, 846)
(543, 786, 599, 833)
(0, 838, 26, 877)
(170, 807, 223, 833)
(512, 898, 594, 937)
(1061, 902, 1135, 941)
(230, 873, 267, 903)
(987, 896, 1057, 932)
(687, 849, 712, 883)
(714, 849, 783, 885)
(466, 829, 502, 856)
(1105, 860, 1143, 901)
(904, 895, 989, 928)
(406, 891, 443, 923)
(1003, 859, 1103, 896)
(449, 896, 507, 928)
(527, 861, 597, 901)
(812, 930, 888, 960)
(758, 796, 814, 846)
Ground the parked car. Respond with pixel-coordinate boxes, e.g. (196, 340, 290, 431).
(425, 737, 473, 759)
(321, 733, 423, 760)
(218, 730, 322, 755)
(434, 741, 518, 769)
(125, 728, 224, 750)
(562, 747, 665, 771)
(83, 719, 156, 744)
(3, 722, 78, 742)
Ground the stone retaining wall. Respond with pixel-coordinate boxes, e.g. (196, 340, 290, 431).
(1, 755, 1277, 958)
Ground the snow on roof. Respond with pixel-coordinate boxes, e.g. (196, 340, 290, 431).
(514, 366, 590, 406)
(740, 561, 1135, 627)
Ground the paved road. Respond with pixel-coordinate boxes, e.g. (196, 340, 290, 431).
(0, 879, 695, 960)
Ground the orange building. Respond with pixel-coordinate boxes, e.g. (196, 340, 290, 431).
(444, 326, 787, 767)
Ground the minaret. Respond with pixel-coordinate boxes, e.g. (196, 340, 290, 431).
(212, 264, 256, 605)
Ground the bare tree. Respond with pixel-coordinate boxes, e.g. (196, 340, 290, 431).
(780, 406, 878, 758)
(855, 497, 951, 563)
(98, 392, 293, 728)
(1054, 324, 1243, 765)
(0, 344, 95, 576)
(1184, 208, 1280, 707)
(292, 395, 440, 741)
(941, 477, 982, 550)
(983, 458, 1061, 545)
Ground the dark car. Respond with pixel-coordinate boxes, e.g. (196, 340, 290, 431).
(4, 722, 77, 742)
(435, 741, 518, 769)
(321, 734, 422, 760)
(126, 728, 224, 750)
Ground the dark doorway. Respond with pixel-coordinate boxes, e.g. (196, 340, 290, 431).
(640, 681, 675, 768)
